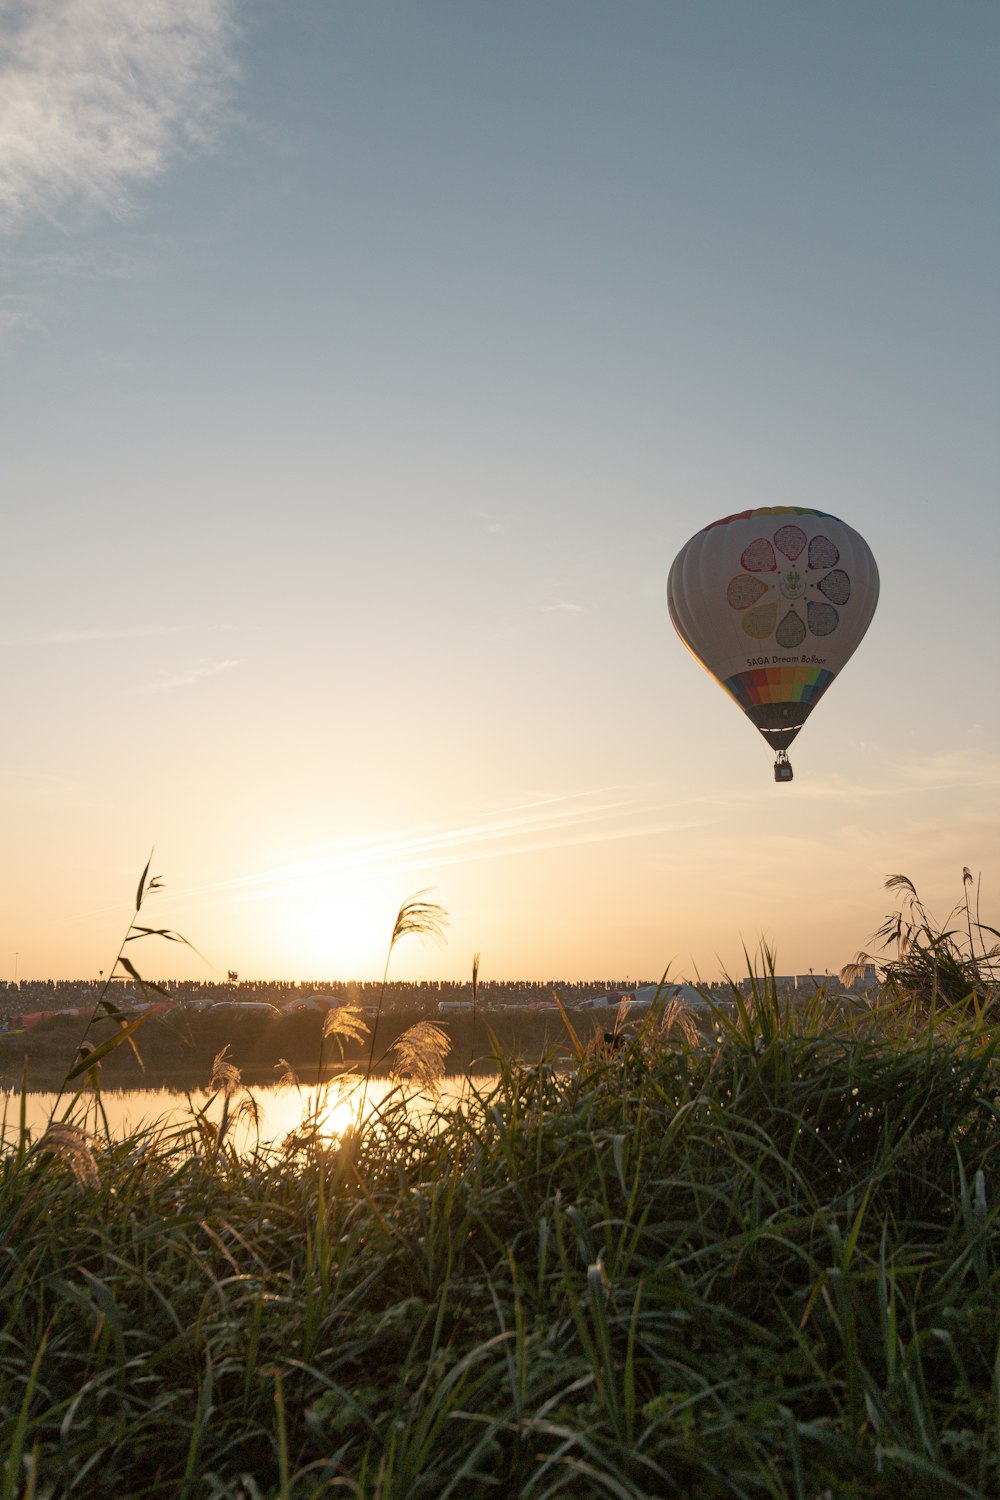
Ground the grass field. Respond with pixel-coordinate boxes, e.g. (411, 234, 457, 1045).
(1, 977, 998, 1499)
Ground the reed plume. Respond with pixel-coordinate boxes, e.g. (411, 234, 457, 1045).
(318, 1001, 371, 1084)
(387, 1020, 451, 1088)
(28, 1121, 100, 1189)
(323, 1003, 371, 1051)
(470, 951, 480, 1070)
(361, 891, 448, 1110)
(209, 1045, 241, 1097)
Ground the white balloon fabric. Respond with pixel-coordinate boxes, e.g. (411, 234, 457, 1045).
(668, 507, 879, 756)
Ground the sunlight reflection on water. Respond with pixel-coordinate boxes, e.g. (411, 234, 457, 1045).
(3, 1074, 494, 1151)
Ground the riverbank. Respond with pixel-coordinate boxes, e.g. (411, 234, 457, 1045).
(1, 987, 997, 1498)
(0, 995, 720, 1092)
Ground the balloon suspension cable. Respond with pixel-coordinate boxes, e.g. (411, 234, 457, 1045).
(773, 751, 794, 784)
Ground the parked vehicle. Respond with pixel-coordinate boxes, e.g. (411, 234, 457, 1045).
(209, 1002, 281, 1017)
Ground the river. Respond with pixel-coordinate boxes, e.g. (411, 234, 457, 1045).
(2, 1074, 489, 1152)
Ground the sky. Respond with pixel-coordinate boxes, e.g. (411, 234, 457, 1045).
(1, 0, 998, 985)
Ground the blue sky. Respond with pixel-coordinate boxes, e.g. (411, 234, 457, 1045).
(2, 1, 997, 982)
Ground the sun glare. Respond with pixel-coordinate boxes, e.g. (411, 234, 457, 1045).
(245, 1080, 362, 1146)
(310, 1084, 361, 1138)
(278, 885, 393, 977)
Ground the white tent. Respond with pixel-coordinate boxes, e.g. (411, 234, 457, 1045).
(283, 993, 339, 1013)
(629, 983, 712, 1012)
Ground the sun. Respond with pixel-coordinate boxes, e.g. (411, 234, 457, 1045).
(277, 882, 394, 978)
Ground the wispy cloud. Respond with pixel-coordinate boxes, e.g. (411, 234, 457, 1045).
(197, 793, 638, 897)
(781, 746, 1000, 803)
(487, 589, 588, 642)
(472, 510, 508, 536)
(61, 789, 646, 926)
(0, 0, 239, 229)
(138, 657, 239, 694)
(3, 623, 187, 648)
(131, 789, 710, 924)
(0, 292, 41, 332)
(2, 622, 243, 648)
(9, 239, 159, 280)
(2, 768, 100, 809)
(890, 746, 1000, 793)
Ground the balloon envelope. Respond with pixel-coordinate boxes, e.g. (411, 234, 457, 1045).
(668, 507, 879, 754)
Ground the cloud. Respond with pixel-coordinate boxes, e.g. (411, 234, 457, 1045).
(472, 510, 508, 536)
(11, 239, 157, 280)
(139, 657, 239, 693)
(3, 623, 188, 647)
(0, 0, 239, 228)
(889, 746, 1000, 793)
(1, 622, 247, 648)
(2, 768, 99, 808)
(140, 788, 710, 922)
(0, 292, 42, 332)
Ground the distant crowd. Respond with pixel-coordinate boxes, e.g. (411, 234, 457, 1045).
(0, 970, 855, 1032)
(0, 975, 682, 1029)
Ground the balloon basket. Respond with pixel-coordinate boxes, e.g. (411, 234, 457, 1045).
(774, 753, 794, 783)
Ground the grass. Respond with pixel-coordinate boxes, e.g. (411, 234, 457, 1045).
(0, 976, 997, 1498)
(0, 871, 997, 1497)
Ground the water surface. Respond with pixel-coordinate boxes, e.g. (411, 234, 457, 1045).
(2, 1074, 490, 1151)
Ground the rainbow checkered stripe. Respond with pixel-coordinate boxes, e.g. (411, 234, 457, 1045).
(703, 505, 832, 532)
(722, 665, 835, 712)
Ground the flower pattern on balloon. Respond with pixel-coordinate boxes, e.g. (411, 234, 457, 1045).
(725, 522, 851, 644)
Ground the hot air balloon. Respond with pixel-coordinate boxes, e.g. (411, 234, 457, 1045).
(667, 507, 878, 782)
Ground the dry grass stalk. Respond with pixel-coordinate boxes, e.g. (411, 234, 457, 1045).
(334, 1069, 364, 1097)
(361, 891, 449, 1111)
(388, 1020, 451, 1088)
(209, 1045, 241, 1097)
(28, 1122, 100, 1188)
(470, 951, 481, 1069)
(655, 997, 701, 1048)
(323, 1003, 371, 1051)
(389, 891, 449, 953)
(275, 1057, 300, 1089)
